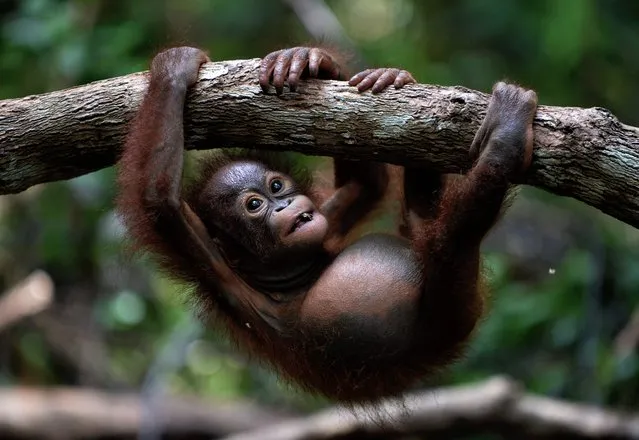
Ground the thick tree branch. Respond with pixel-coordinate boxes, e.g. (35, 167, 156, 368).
(1, 58, 638, 226)
(225, 377, 639, 440)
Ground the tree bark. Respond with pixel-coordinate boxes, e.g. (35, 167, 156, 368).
(1, 58, 638, 226)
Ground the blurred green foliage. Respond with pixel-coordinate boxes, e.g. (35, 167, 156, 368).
(0, 0, 638, 412)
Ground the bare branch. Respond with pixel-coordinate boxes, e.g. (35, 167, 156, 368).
(1, 58, 638, 226)
(614, 308, 639, 357)
(0, 387, 291, 439)
(0, 378, 637, 439)
(0, 270, 53, 333)
(281, 0, 353, 47)
(224, 377, 639, 440)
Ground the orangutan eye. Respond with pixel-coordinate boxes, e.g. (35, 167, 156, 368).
(270, 179, 283, 193)
(246, 198, 263, 212)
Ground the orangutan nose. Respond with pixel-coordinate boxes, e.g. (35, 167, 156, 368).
(274, 198, 293, 212)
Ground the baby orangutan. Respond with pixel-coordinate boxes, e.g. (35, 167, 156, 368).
(117, 46, 537, 403)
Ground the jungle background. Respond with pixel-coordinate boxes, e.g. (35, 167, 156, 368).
(0, 0, 638, 438)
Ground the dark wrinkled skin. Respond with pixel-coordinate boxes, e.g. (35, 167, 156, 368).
(117, 46, 537, 403)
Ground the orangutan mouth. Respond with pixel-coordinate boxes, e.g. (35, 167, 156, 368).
(291, 212, 314, 233)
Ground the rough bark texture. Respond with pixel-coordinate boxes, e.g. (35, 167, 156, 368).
(1, 58, 638, 226)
